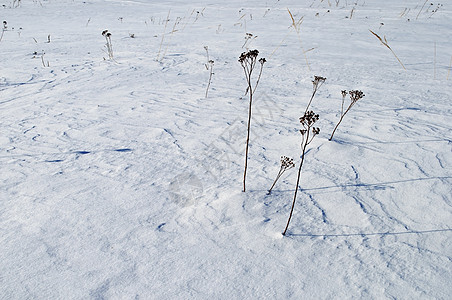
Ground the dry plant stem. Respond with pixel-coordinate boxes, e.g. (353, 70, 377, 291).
(268, 168, 284, 194)
(268, 158, 294, 194)
(329, 90, 364, 141)
(243, 68, 253, 192)
(157, 10, 170, 61)
(283, 111, 319, 236)
(304, 76, 326, 114)
(205, 61, 214, 98)
(239, 50, 266, 192)
(243, 98, 252, 191)
(282, 131, 310, 236)
(369, 30, 406, 70)
(416, 0, 428, 20)
(304, 88, 318, 114)
(288, 9, 310, 71)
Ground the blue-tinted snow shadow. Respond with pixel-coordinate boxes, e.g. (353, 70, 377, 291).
(288, 228, 452, 238)
(265, 176, 452, 194)
(0, 148, 133, 162)
(332, 137, 451, 145)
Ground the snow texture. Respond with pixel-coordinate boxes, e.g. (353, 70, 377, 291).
(1, 0, 451, 298)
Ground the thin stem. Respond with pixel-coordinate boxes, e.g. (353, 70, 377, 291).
(416, 0, 428, 20)
(329, 114, 344, 141)
(304, 89, 317, 114)
(205, 63, 213, 98)
(252, 62, 264, 95)
(268, 167, 284, 194)
(243, 79, 253, 192)
(283, 131, 309, 236)
(388, 46, 405, 70)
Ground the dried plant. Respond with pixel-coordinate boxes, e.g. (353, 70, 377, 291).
(304, 75, 326, 114)
(283, 111, 320, 236)
(0, 21, 7, 42)
(41, 52, 49, 67)
(204, 46, 214, 98)
(156, 10, 170, 61)
(369, 30, 406, 70)
(329, 90, 365, 141)
(239, 49, 266, 192)
(288, 9, 310, 70)
(102, 29, 114, 60)
(242, 32, 256, 50)
(205, 60, 214, 98)
(267, 156, 295, 194)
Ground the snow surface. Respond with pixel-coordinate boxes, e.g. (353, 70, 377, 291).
(1, 0, 451, 298)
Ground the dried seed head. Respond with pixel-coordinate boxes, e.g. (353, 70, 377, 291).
(102, 29, 108, 36)
(280, 156, 295, 169)
(349, 90, 365, 103)
(341, 90, 348, 98)
(312, 75, 326, 90)
(312, 127, 320, 135)
(238, 49, 260, 63)
(259, 57, 266, 64)
(300, 110, 320, 127)
(249, 49, 259, 58)
(106, 32, 112, 37)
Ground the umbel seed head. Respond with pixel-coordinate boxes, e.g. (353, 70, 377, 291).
(238, 49, 260, 63)
(299, 110, 319, 127)
(102, 29, 108, 36)
(341, 90, 348, 98)
(280, 156, 295, 169)
(349, 90, 365, 102)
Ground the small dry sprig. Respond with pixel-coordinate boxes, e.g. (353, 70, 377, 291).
(102, 29, 114, 59)
(205, 60, 214, 98)
(369, 30, 406, 70)
(41, 51, 49, 67)
(242, 32, 257, 49)
(283, 110, 320, 236)
(329, 90, 365, 141)
(0, 21, 7, 42)
(304, 75, 326, 114)
(267, 156, 295, 194)
(239, 49, 266, 192)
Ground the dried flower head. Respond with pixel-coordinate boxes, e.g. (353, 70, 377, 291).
(312, 127, 320, 135)
(349, 90, 365, 103)
(341, 90, 348, 98)
(102, 29, 109, 36)
(281, 156, 295, 170)
(299, 110, 319, 127)
(312, 76, 326, 90)
(239, 49, 260, 63)
(259, 57, 266, 64)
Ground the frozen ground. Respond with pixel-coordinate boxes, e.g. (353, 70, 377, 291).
(1, 0, 451, 298)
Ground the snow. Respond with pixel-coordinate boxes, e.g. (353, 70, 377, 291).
(1, 0, 451, 298)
